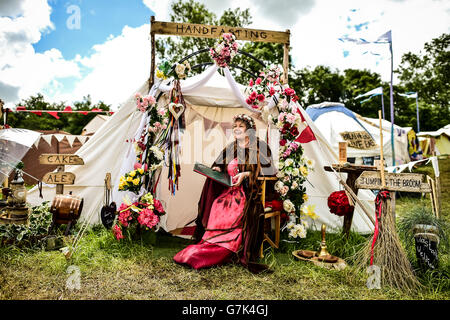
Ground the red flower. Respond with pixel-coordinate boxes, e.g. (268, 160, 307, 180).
(255, 77, 262, 85)
(250, 91, 257, 99)
(137, 208, 159, 229)
(257, 94, 265, 102)
(292, 95, 299, 102)
(249, 79, 254, 87)
(113, 224, 124, 241)
(280, 139, 287, 146)
(246, 98, 252, 105)
(290, 126, 299, 137)
(327, 191, 354, 217)
(153, 199, 165, 214)
(269, 87, 276, 96)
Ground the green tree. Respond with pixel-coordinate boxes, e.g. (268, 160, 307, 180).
(155, 0, 283, 84)
(396, 33, 450, 131)
(7, 94, 111, 135)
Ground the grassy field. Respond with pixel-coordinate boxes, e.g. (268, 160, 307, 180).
(0, 159, 449, 300)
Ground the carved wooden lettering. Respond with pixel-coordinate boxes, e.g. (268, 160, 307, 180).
(356, 171, 431, 192)
(43, 172, 75, 185)
(39, 154, 84, 165)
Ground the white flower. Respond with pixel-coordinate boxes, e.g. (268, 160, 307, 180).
(285, 159, 294, 167)
(301, 220, 309, 229)
(291, 181, 298, 189)
(292, 168, 299, 176)
(284, 167, 292, 176)
(289, 229, 298, 238)
(150, 146, 164, 160)
(274, 181, 284, 192)
(278, 161, 285, 170)
(283, 199, 295, 213)
(283, 175, 290, 183)
(175, 63, 186, 78)
(276, 170, 285, 179)
(286, 222, 295, 230)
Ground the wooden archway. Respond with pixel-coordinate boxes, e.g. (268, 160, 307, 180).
(149, 17, 290, 87)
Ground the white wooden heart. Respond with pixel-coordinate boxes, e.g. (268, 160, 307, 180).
(168, 102, 185, 120)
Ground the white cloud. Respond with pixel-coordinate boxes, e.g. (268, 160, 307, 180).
(64, 24, 151, 108)
(0, 0, 80, 108)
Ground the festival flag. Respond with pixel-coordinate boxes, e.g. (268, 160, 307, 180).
(295, 109, 316, 144)
(47, 111, 60, 119)
(398, 92, 417, 98)
(64, 106, 73, 112)
(355, 87, 383, 100)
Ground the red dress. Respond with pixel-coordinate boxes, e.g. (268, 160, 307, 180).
(173, 158, 245, 269)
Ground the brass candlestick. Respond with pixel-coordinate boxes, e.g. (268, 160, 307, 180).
(317, 224, 330, 257)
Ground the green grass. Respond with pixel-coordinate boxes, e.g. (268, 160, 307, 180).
(0, 158, 449, 300)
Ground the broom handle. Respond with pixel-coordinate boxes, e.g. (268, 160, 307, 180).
(379, 110, 386, 188)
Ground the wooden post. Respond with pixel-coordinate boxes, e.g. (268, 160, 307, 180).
(150, 16, 156, 89)
(282, 29, 290, 85)
(378, 110, 386, 188)
(56, 165, 64, 195)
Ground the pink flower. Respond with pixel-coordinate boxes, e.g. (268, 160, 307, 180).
(135, 93, 142, 99)
(284, 88, 296, 97)
(255, 78, 262, 85)
(154, 122, 161, 128)
(113, 225, 124, 241)
(153, 199, 164, 214)
(278, 112, 286, 122)
(281, 186, 289, 196)
(249, 79, 254, 87)
(286, 113, 297, 123)
(269, 87, 276, 96)
(147, 95, 156, 105)
(134, 162, 142, 170)
(157, 108, 166, 116)
(137, 208, 159, 229)
(118, 209, 132, 227)
(142, 97, 149, 107)
(257, 94, 265, 102)
(250, 91, 257, 99)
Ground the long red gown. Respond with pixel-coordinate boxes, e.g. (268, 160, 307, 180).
(173, 158, 245, 269)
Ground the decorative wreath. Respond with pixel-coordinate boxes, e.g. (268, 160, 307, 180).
(327, 190, 354, 217)
(210, 33, 238, 68)
(233, 113, 256, 129)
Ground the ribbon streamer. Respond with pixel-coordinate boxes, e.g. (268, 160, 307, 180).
(370, 190, 390, 265)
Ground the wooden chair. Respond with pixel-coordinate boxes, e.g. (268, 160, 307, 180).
(257, 176, 281, 257)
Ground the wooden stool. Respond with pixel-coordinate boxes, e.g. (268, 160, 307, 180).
(257, 177, 281, 257)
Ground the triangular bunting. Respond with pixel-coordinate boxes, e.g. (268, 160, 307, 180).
(77, 136, 89, 145)
(33, 136, 42, 148)
(64, 106, 73, 112)
(219, 122, 233, 139)
(66, 135, 77, 148)
(31, 111, 42, 116)
(203, 117, 218, 138)
(54, 134, 66, 143)
(80, 111, 88, 115)
(47, 111, 60, 119)
(41, 135, 53, 147)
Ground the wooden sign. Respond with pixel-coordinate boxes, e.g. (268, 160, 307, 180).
(39, 154, 84, 166)
(43, 172, 75, 185)
(340, 131, 377, 149)
(339, 142, 347, 164)
(356, 171, 431, 193)
(151, 20, 290, 44)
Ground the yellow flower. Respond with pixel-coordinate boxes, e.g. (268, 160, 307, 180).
(126, 176, 133, 182)
(156, 69, 167, 80)
(301, 205, 317, 220)
(133, 178, 140, 186)
(129, 170, 136, 177)
(138, 168, 144, 175)
(300, 166, 308, 177)
(302, 193, 308, 202)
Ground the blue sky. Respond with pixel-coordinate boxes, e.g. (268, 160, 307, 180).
(34, 0, 154, 60)
(0, 0, 449, 110)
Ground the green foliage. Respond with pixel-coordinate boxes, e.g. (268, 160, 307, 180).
(0, 202, 53, 247)
(395, 33, 450, 131)
(7, 94, 111, 135)
(397, 204, 450, 257)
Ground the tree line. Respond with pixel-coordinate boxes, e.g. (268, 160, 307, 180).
(6, 0, 449, 134)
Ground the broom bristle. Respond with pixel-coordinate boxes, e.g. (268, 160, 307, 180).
(353, 196, 422, 293)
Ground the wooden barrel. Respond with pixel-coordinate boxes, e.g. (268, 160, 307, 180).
(50, 194, 84, 225)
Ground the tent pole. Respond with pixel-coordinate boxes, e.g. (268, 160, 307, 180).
(150, 16, 156, 89)
(415, 95, 420, 133)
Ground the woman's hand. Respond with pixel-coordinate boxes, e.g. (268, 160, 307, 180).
(212, 166, 221, 172)
(232, 172, 249, 187)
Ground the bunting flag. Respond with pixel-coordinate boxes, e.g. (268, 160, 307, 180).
(295, 109, 317, 144)
(398, 92, 418, 99)
(12, 106, 113, 117)
(355, 86, 383, 104)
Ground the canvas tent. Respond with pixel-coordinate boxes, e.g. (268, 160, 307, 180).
(27, 67, 376, 234)
(417, 124, 450, 156)
(305, 102, 412, 166)
(81, 114, 111, 136)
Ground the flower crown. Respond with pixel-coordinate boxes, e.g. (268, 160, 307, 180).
(233, 114, 256, 129)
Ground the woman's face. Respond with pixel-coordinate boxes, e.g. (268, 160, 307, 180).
(233, 120, 248, 140)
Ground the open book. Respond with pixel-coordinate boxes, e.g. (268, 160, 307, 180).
(193, 162, 233, 187)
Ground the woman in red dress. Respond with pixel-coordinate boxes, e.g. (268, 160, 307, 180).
(173, 114, 275, 273)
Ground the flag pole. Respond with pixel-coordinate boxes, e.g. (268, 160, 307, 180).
(381, 87, 385, 120)
(389, 37, 395, 167)
(415, 94, 420, 133)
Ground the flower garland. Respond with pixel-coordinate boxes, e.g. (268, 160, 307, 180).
(113, 192, 166, 241)
(244, 64, 300, 111)
(243, 67, 316, 239)
(156, 60, 191, 80)
(210, 33, 238, 68)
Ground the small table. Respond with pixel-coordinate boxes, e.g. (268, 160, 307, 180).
(324, 164, 378, 237)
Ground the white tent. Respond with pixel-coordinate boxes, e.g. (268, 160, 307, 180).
(81, 114, 111, 136)
(417, 124, 450, 156)
(28, 67, 375, 234)
(305, 102, 412, 166)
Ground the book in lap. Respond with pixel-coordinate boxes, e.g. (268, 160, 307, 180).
(193, 162, 232, 187)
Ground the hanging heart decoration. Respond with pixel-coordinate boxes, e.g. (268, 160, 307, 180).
(168, 102, 185, 120)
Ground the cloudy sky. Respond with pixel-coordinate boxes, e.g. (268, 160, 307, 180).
(0, 0, 449, 110)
